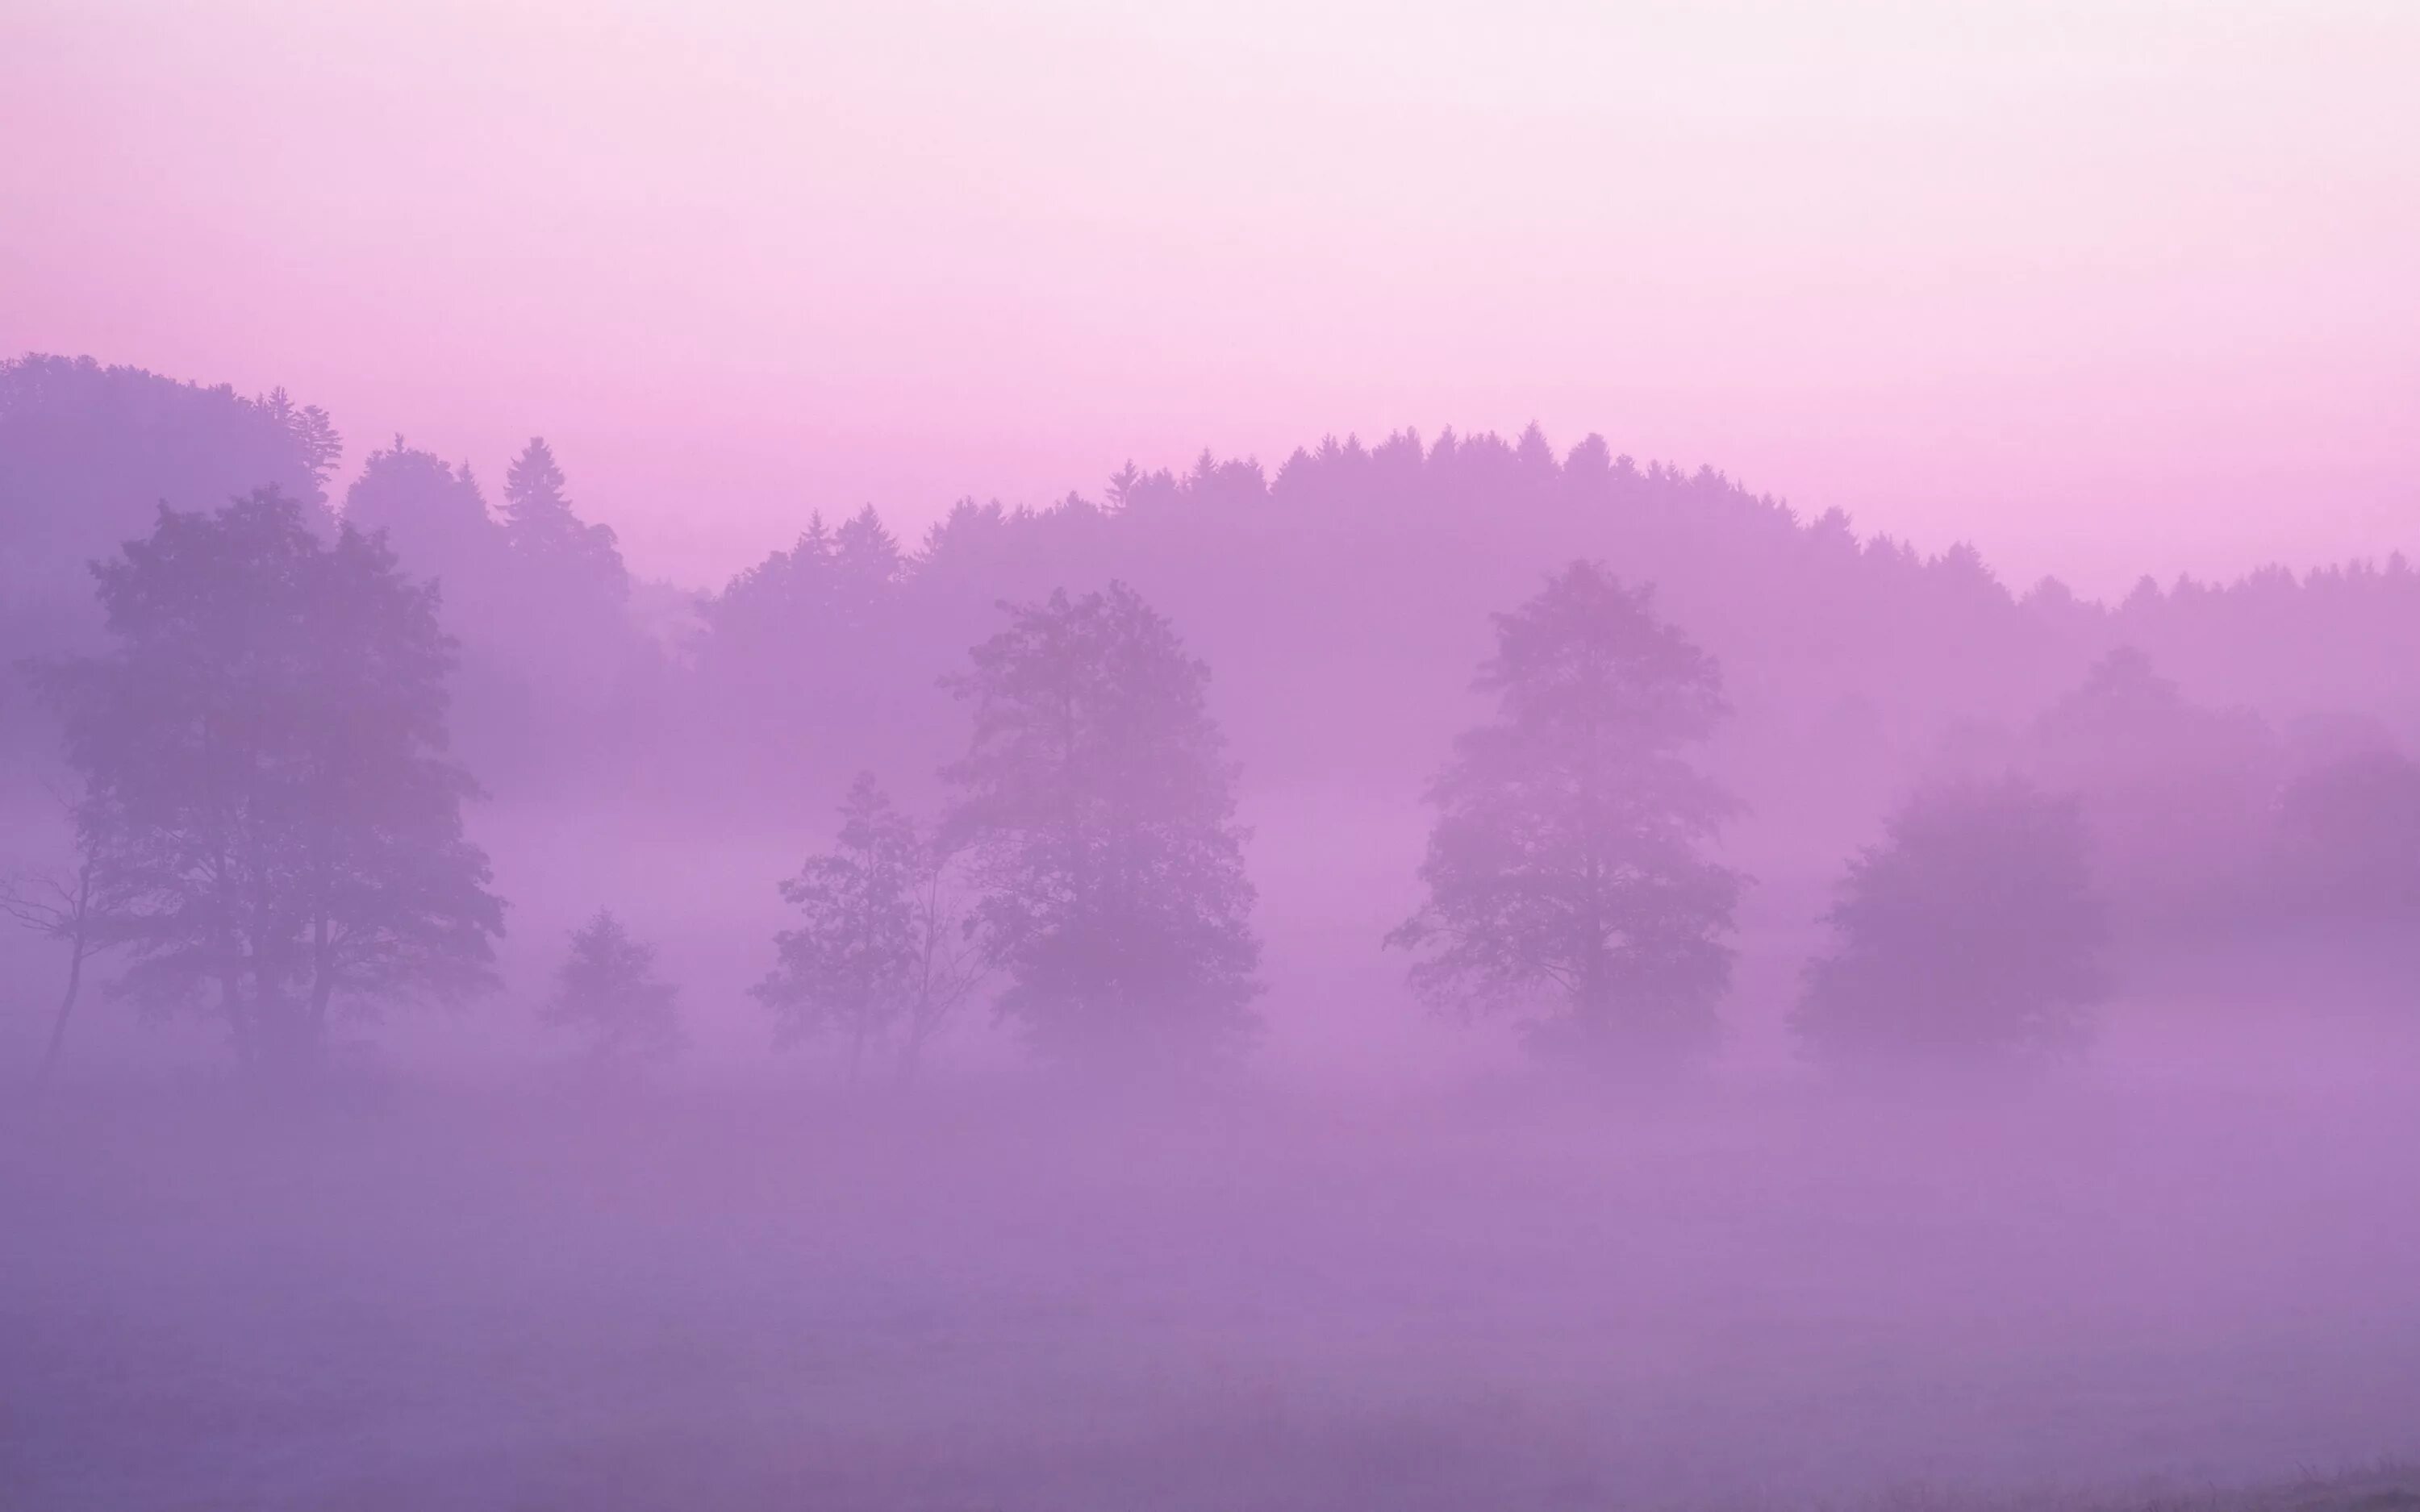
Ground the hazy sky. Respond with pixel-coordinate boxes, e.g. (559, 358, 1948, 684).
(4, 0, 2414, 596)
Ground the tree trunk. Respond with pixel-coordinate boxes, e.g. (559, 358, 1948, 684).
(306, 911, 337, 1062)
(35, 939, 85, 1088)
(34, 865, 94, 1088)
(222, 975, 256, 1068)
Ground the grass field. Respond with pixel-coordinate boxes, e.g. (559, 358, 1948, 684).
(5, 1079, 2417, 1510)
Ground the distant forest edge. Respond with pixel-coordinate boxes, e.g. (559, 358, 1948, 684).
(5, 351, 2418, 1080)
(10, 353, 2417, 766)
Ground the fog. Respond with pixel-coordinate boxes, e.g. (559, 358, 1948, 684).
(11, 2, 2420, 1500)
(5, 352, 2419, 1510)
(10, 1083, 2420, 1510)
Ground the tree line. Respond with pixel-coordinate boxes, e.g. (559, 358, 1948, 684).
(8, 352, 2420, 1088)
(20, 485, 2364, 1089)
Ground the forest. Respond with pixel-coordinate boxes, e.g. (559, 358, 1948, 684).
(6, 352, 2420, 1511)
(6, 350, 2416, 1090)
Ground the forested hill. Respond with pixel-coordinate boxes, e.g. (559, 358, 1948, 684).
(0, 356, 340, 644)
(8, 350, 2419, 848)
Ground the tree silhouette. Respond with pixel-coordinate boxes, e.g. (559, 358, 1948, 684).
(757, 773, 919, 1076)
(2271, 746, 2420, 936)
(1389, 561, 1742, 1066)
(829, 505, 906, 630)
(0, 355, 342, 671)
(544, 910, 682, 1068)
(755, 773, 987, 1083)
(943, 583, 1259, 1068)
(895, 828, 990, 1086)
(0, 792, 123, 1086)
(2028, 645, 2276, 937)
(502, 436, 627, 600)
(685, 507, 922, 785)
(1794, 777, 2108, 1069)
(37, 490, 505, 1075)
(343, 438, 499, 595)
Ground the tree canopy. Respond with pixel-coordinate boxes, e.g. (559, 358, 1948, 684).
(943, 582, 1259, 1068)
(545, 910, 682, 1068)
(1793, 777, 2108, 1070)
(38, 489, 504, 1074)
(1390, 561, 1742, 1066)
(503, 436, 628, 601)
(755, 773, 987, 1084)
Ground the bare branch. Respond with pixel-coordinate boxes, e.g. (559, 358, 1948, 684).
(0, 873, 74, 937)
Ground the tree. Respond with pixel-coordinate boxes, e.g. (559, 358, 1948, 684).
(490, 436, 644, 717)
(943, 583, 1260, 1068)
(754, 773, 988, 1084)
(544, 910, 682, 1068)
(699, 508, 903, 660)
(36, 489, 505, 1076)
(1793, 777, 2108, 1069)
(1388, 561, 1741, 1066)
(0, 355, 341, 662)
(343, 438, 499, 595)
(756, 773, 917, 1077)
(829, 504, 904, 629)
(1, 798, 121, 1085)
(896, 829, 990, 1086)
(502, 437, 628, 601)
(692, 510, 912, 751)
(2029, 646, 2276, 935)
(2270, 746, 2420, 937)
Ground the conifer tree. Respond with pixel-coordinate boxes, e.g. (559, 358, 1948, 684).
(502, 437, 627, 600)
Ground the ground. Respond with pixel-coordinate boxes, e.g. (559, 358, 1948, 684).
(4, 1077, 2417, 1510)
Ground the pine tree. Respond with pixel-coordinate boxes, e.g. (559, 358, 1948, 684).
(829, 505, 904, 637)
(700, 514, 835, 651)
(502, 437, 627, 600)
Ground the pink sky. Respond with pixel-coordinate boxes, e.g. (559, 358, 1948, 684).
(4, 0, 2415, 597)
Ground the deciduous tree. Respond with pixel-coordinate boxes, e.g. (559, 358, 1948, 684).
(944, 584, 1259, 1068)
(0, 797, 121, 1085)
(1793, 777, 2108, 1068)
(38, 489, 505, 1075)
(1389, 561, 1740, 1065)
(756, 773, 988, 1085)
